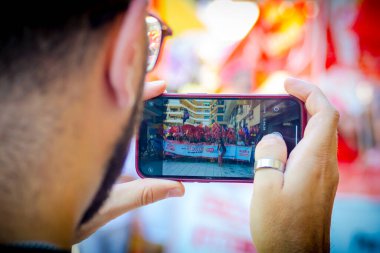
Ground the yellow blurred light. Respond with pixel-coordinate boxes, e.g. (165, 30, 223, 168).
(256, 71, 290, 94)
(200, 0, 260, 42)
(154, 0, 204, 35)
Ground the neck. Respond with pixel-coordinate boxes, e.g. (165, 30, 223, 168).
(0, 189, 76, 249)
(0, 216, 74, 249)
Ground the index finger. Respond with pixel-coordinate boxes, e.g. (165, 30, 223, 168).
(284, 77, 339, 178)
(282, 78, 340, 195)
(285, 78, 339, 139)
(285, 77, 339, 123)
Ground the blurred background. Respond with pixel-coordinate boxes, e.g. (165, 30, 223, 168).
(78, 0, 380, 252)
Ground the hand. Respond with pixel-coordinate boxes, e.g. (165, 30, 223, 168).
(250, 78, 340, 252)
(75, 81, 185, 242)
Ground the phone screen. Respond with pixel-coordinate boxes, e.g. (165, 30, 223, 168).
(137, 95, 304, 181)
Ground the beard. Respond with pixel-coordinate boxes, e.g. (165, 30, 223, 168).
(79, 82, 144, 225)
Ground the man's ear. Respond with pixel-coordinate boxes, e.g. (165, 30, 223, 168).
(108, 0, 148, 108)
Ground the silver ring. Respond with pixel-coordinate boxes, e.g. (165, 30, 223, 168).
(254, 158, 285, 173)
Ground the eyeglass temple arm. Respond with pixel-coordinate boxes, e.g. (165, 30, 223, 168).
(161, 23, 172, 37)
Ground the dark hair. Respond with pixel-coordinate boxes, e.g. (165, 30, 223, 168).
(0, 0, 131, 96)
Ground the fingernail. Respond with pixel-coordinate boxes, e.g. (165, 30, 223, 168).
(286, 77, 308, 85)
(262, 132, 283, 140)
(271, 132, 283, 139)
(287, 76, 299, 81)
(145, 80, 165, 86)
(286, 76, 303, 82)
(167, 188, 183, 198)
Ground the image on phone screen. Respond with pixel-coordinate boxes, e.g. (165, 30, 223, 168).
(137, 96, 303, 181)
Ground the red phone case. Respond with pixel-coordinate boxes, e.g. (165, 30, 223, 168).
(135, 93, 307, 183)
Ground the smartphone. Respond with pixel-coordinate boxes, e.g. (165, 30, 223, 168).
(136, 94, 306, 183)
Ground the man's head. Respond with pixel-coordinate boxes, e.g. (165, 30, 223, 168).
(0, 0, 149, 246)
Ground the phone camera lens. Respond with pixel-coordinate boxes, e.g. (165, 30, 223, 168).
(273, 106, 280, 112)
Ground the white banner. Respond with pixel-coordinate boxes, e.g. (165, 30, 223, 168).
(163, 140, 253, 162)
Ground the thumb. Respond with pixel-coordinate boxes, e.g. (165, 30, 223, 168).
(254, 133, 288, 193)
(106, 179, 184, 215)
(124, 178, 185, 208)
(75, 179, 184, 242)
